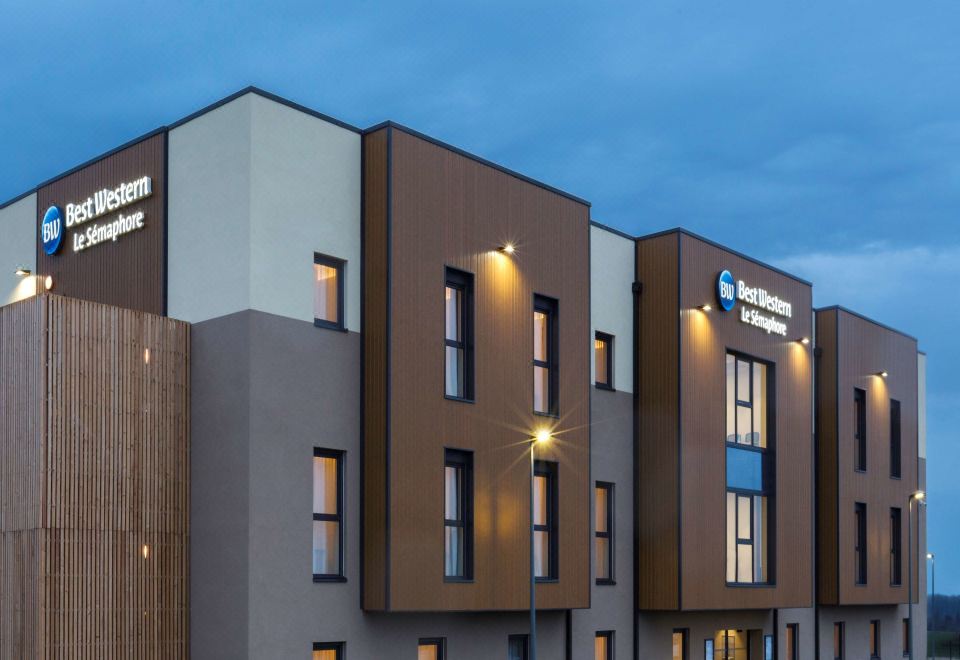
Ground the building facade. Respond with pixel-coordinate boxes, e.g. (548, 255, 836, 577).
(0, 87, 927, 659)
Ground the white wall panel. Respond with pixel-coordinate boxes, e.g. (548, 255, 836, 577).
(591, 224, 635, 393)
(0, 194, 38, 306)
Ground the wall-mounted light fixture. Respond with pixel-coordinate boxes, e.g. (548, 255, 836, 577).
(499, 243, 516, 255)
(144, 348, 151, 365)
(141, 544, 150, 560)
(877, 371, 889, 378)
(799, 337, 810, 345)
(534, 428, 552, 444)
(14, 266, 31, 277)
(44, 275, 54, 291)
(697, 304, 712, 312)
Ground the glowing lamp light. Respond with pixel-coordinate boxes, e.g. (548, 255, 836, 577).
(141, 544, 150, 560)
(878, 371, 889, 379)
(913, 490, 925, 501)
(44, 275, 54, 291)
(499, 243, 516, 255)
(534, 429, 552, 444)
(144, 348, 151, 364)
(799, 337, 810, 345)
(14, 266, 31, 277)
(698, 304, 712, 312)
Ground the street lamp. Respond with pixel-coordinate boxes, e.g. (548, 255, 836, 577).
(908, 490, 925, 660)
(927, 552, 935, 660)
(530, 429, 552, 660)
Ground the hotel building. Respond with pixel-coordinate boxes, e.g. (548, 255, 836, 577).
(0, 88, 926, 659)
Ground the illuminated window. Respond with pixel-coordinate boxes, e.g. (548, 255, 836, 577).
(855, 503, 867, 585)
(313, 449, 344, 581)
(314, 253, 345, 330)
(533, 461, 558, 580)
(533, 295, 558, 415)
(854, 388, 867, 471)
(833, 622, 844, 660)
(594, 332, 613, 389)
(785, 624, 798, 660)
(890, 399, 902, 478)
(902, 618, 910, 655)
(672, 629, 688, 660)
(870, 620, 880, 659)
(891, 507, 902, 585)
(595, 483, 614, 583)
(445, 267, 474, 400)
(418, 638, 445, 660)
(725, 352, 774, 585)
(508, 635, 529, 660)
(444, 449, 473, 579)
(313, 642, 344, 660)
(713, 629, 744, 660)
(595, 631, 613, 660)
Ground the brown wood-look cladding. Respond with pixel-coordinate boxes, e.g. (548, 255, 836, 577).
(0, 294, 189, 659)
(816, 307, 919, 605)
(362, 127, 389, 611)
(36, 133, 166, 316)
(635, 234, 680, 611)
(363, 127, 591, 612)
(816, 309, 839, 605)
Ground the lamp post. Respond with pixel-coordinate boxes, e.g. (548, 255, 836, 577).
(530, 429, 551, 660)
(908, 490, 925, 660)
(927, 552, 935, 660)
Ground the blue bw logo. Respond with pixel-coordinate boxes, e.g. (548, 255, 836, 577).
(41, 206, 63, 255)
(716, 270, 736, 312)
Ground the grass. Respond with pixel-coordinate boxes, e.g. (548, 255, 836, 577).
(930, 630, 960, 658)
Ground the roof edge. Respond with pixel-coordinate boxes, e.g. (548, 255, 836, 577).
(814, 305, 918, 343)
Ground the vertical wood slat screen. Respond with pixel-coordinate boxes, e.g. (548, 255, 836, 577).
(0, 294, 189, 659)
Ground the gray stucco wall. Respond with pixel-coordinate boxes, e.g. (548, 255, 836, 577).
(192, 310, 568, 659)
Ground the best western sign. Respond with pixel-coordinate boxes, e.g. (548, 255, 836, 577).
(42, 176, 152, 255)
(716, 269, 792, 337)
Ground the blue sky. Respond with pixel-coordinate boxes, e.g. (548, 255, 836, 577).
(3, 1, 957, 591)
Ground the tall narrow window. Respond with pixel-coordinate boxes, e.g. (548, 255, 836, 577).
(533, 461, 558, 580)
(890, 399, 902, 478)
(533, 295, 559, 415)
(595, 482, 614, 584)
(855, 503, 867, 585)
(725, 353, 774, 585)
(314, 253, 345, 330)
(902, 618, 910, 655)
(785, 624, 798, 660)
(594, 332, 614, 390)
(444, 449, 473, 579)
(313, 642, 344, 660)
(870, 620, 880, 659)
(508, 635, 529, 660)
(445, 267, 474, 400)
(595, 631, 613, 660)
(313, 449, 344, 581)
(854, 388, 867, 472)
(891, 507, 902, 586)
(672, 629, 688, 660)
(833, 623, 844, 660)
(419, 638, 446, 660)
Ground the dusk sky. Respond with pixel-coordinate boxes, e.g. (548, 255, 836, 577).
(3, 2, 957, 591)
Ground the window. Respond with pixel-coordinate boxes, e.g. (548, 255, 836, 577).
(419, 638, 445, 660)
(594, 332, 614, 390)
(672, 629, 688, 660)
(891, 507, 902, 585)
(854, 388, 867, 472)
(713, 630, 744, 660)
(533, 461, 558, 580)
(870, 620, 880, 659)
(595, 482, 614, 584)
(833, 623, 844, 660)
(855, 503, 867, 585)
(444, 449, 473, 580)
(314, 253, 345, 330)
(890, 399, 902, 478)
(595, 631, 613, 660)
(445, 267, 474, 400)
(533, 295, 558, 415)
(313, 642, 344, 660)
(313, 449, 344, 581)
(508, 635, 529, 660)
(725, 353, 774, 585)
(902, 618, 910, 656)
(785, 624, 798, 660)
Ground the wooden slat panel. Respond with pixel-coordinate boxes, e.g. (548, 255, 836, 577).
(816, 308, 839, 604)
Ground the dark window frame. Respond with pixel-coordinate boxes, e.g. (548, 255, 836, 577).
(418, 637, 446, 659)
(444, 267, 475, 402)
(891, 507, 902, 586)
(313, 448, 345, 582)
(534, 460, 559, 581)
(313, 641, 345, 659)
(313, 252, 346, 332)
(870, 620, 881, 659)
(533, 294, 559, 417)
(902, 618, 910, 656)
(508, 634, 529, 660)
(890, 398, 902, 479)
(595, 481, 615, 585)
(786, 623, 799, 660)
(595, 630, 614, 660)
(855, 502, 868, 585)
(444, 448, 474, 581)
(854, 388, 867, 472)
(594, 332, 614, 390)
(833, 622, 845, 660)
(672, 628, 689, 660)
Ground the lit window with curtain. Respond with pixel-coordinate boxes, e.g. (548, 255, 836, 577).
(418, 638, 445, 660)
(595, 631, 613, 660)
(869, 620, 880, 659)
(725, 352, 774, 585)
(312, 642, 344, 660)
(444, 449, 473, 579)
(594, 332, 613, 389)
(313, 253, 345, 330)
(533, 461, 557, 580)
(672, 629, 688, 660)
(833, 623, 844, 660)
(533, 295, 558, 415)
(595, 482, 614, 583)
(313, 449, 343, 581)
(444, 267, 474, 400)
(785, 624, 798, 660)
